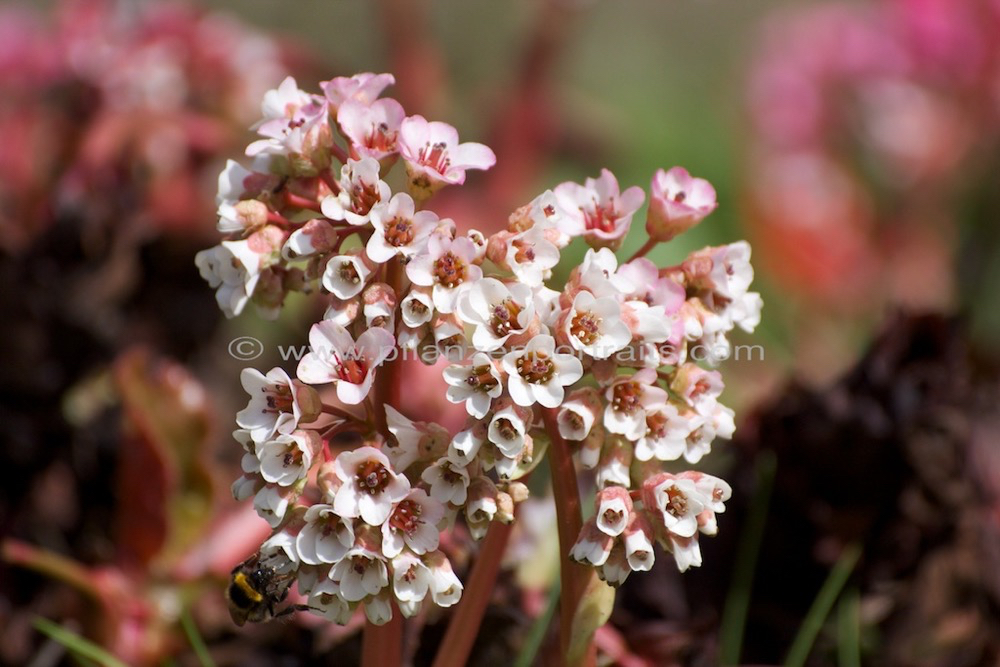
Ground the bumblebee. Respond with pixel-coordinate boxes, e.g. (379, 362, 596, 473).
(225, 552, 305, 626)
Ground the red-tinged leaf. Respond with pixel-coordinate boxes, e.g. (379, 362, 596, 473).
(112, 348, 216, 570)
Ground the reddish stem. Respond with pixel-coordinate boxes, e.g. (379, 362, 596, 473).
(362, 607, 403, 667)
(430, 522, 514, 667)
(542, 408, 591, 664)
(283, 191, 322, 212)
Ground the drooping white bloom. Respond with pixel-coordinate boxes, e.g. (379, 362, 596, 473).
(420, 457, 471, 505)
(487, 403, 529, 459)
(570, 519, 614, 566)
(642, 473, 707, 539)
(390, 551, 432, 612)
(321, 253, 373, 300)
(332, 446, 410, 526)
(253, 484, 292, 528)
(400, 287, 434, 328)
(296, 321, 395, 405)
(331, 544, 389, 602)
(634, 402, 692, 462)
(425, 550, 463, 607)
(296, 504, 355, 565)
(501, 335, 583, 408)
(556, 388, 601, 441)
(307, 580, 353, 624)
(594, 486, 632, 537)
(194, 240, 263, 318)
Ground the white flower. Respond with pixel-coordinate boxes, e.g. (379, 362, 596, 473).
(729, 291, 763, 333)
(331, 544, 389, 602)
(563, 291, 631, 360)
(406, 235, 484, 314)
(381, 488, 444, 558)
(296, 504, 355, 565)
(253, 484, 292, 528)
(623, 515, 655, 572)
(456, 278, 535, 352)
(216, 159, 253, 208)
(594, 486, 632, 537)
(257, 430, 320, 486)
(320, 157, 391, 226)
(236, 367, 314, 443)
(604, 368, 668, 441)
(599, 545, 630, 586)
(506, 225, 560, 288)
(570, 519, 614, 566)
(643, 474, 706, 539)
(708, 241, 754, 300)
(487, 404, 529, 459)
(501, 335, 583, 408)
(425, 551, 463, 607)
(332, 446, 410, 526)
(556, 388, 601, 441)
(321, 253, 373, 300)
(194, 240, 263, 318)
(391, 552, 432, 609)
(367, 192, 438, 262)
(465, 477, 499, 540)
(421, 457, 471, 505)
(667, 534, 702, 572)
(634, 402, 691, 462)
(447, 426, 484, 466)
(443, 353, 503, 419)
(307, 580, 353, 624)
(400, 287, 434, 328)
(296, 321, 395, 405)
(672, 363, 725, 415)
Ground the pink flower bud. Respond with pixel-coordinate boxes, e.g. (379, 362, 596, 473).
(646, 167, 718, 242)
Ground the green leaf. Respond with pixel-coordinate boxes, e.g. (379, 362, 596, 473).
(566, 572, 616, 666)
(33, 617, 129, 667)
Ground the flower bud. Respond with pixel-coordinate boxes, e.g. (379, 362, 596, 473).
(293, 382, 322, 424)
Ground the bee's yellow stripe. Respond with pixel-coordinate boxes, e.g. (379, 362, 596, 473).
(234, 572, 264, 603)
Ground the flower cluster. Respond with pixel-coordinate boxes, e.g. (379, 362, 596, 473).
(201, 72, 761, 624)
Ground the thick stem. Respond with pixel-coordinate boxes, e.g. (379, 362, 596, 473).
(431, 522, 514, 667)
(362, 609, 403, 667)
(541, 408, 590, 664)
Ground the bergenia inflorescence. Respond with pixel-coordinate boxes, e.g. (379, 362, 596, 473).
(200, 73, 762, 625)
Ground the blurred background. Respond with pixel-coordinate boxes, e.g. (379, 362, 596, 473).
(2, 0, 999, 665)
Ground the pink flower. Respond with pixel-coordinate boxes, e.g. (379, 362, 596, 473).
(333, 446, 411, 525)
(554, 169, 645, 250)
(338, 98, 405, 161)
(406, 235, 483, 314)
(646, 167, 718, 242)
(321, 72, 395, 109)
(296, 321, 395, 405)
(398, 115, 496, 198)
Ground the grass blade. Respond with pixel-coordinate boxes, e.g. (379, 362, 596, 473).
(32, 617, 129, 667)
(180, 608, 216, 667)
(783, 544, 862, 667)
(837, 587, 861, 667)
(513, 581, 561, 667)
(719, 450, 776, 665)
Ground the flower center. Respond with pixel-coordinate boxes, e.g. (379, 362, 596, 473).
(511, 238, 536, 264)
(582, 202, 618, 234)
(645, 411, 669, 439)
(611, 381, 643, 415)
(602, 507, 623, 526)
(494, 418, 518, 442)
(384, 217, 415, 247)
(418, 141, 451, 174)
(432, 252, 466, 288)
(264, 384, 294, 413)
(464, 364, 499, 393)
(489, 298, 522, 337)
(334, 353, 367, 385)
(366, 121, 397, 153)
(664, 486, 687, 517)
(356, 459, 391, 495)
(516, 351, 554, 385)
(351, 555, 369, 575)
(338, 260, 361, 285)
(282, 447, 302, 468)
(389, 499, 422, 535)
(564, 411, 584, 432)
(673, 190, 686, 203)
(350, 179, 381, 216)
(570, 311, 601, 345)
